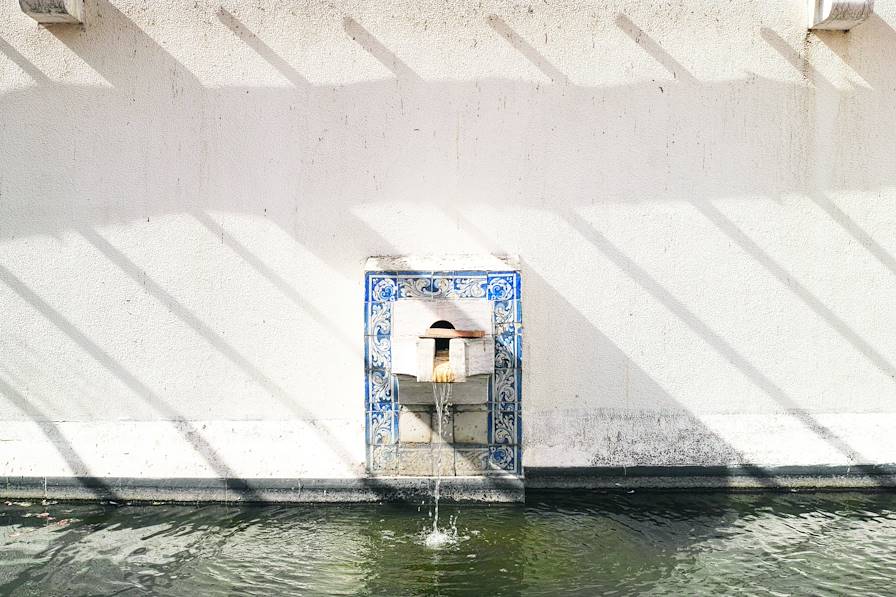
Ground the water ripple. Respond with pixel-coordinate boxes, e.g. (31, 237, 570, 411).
(2, 493, 896, 595)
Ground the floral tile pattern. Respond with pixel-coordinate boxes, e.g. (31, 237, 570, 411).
(365, 301, 392, 336)
(492, 368, 521, 409)
(494, 323, 521, 370)
(432, 276, 488, 299)
(365, 335, 391, 371)
(365, 369, 395, 407)
(364, 269, 522, 475)
(397, 276, 432, 299)
(369, 446, 398, 474)
(491, 409, 518, 445)
(368, 407, 398, 445)
(492, 300, 521, 327)
(489, 445, 516, 472)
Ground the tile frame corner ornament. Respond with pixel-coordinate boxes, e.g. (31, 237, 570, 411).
(364, 269, 523, 475)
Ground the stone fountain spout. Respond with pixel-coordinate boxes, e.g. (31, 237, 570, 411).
(417, 327, 490, 383)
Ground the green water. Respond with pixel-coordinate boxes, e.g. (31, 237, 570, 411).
(1, 492, 895, 596)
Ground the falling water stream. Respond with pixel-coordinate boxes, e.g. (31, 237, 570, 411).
(424, 381, 455, 548)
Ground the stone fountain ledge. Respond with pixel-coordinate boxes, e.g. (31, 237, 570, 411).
(9, 467, 896, 504)
(2, 475, 525, 504)
(365, 254, 520, 272)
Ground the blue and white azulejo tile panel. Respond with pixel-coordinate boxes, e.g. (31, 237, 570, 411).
(364, 269, 522, 475)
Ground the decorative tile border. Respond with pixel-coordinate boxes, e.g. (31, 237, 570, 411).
(364, 270, 522, 475)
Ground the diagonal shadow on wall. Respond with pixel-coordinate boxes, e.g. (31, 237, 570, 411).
(0, 375, 119, 498)
(563, 209, 882, 471)
(217, 7, 311, 89)
(1, 1, 896, 488)
(691, 201, 896, 382)
(78, 226, 359, 470)
(190, 210, 358, 353)
(761, 27, 896, 279)
(0, 264, 266, 498)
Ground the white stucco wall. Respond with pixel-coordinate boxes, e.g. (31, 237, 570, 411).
(1, 0, 895, 481)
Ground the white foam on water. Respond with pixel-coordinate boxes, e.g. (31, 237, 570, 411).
(423, 528, 456, 549)
(421, 515, 465, 550)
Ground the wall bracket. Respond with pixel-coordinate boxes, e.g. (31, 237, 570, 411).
(20, 0, 84, 24)
(809, 0, 874, 30)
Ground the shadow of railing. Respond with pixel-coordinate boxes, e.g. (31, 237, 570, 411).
(615, 14, 697, 84)
(0, 376, 120, 500)
(343, 16, 420, 82)
(190, 211, 358, 353)
(487, 14, 569, 85)
(692, 201, 896, 382)
(761, 27, 896, 279)
(78, 227, 359, 470)
(0, 264, 265, 500)
(563, 210, 883, 477)
(0, 36, 49, 83)
(217, 7, 310, 88)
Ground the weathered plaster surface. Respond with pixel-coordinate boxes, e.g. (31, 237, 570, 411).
(1, 0, 896, 491)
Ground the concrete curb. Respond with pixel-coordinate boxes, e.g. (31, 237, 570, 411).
(5, 466, 896, 504)
(2, 476, 525, 503)
(525, 465, 896, 491)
